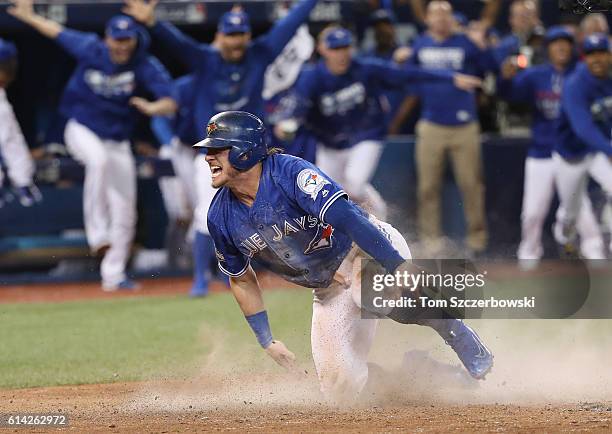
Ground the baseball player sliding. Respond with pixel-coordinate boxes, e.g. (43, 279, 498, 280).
(123, 0, 320, 296)
(277, 26, 482, 220)
(554, 33, 612, 255)
(7, 0, 177, 291)
(0, 38, 41, 208)
(199, 111, 493, 404)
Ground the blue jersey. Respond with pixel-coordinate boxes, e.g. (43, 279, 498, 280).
(363, 46, 419, 129)
(497, 62, 574, 159)
(408, 32, 495, 126)
(150, 0, 317, 132)
(151, 74, 198, 146)
(207, 154, 363, 288)
(56, 29, 175, 141)
(289, 57, 453, 149)
(556, 63, 612, 159)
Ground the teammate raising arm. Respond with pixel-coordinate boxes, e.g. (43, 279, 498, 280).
(276, 26, 482, 220)
(198, 111, 493, 403)
(7, 0, 177, 291)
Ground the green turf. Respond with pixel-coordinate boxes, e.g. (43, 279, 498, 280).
(0, 290, 313, 389)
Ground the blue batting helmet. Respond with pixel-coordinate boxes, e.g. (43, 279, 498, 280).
(193, 111, 268, 171)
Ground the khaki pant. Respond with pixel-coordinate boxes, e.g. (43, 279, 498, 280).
(415, 120, 487, 251)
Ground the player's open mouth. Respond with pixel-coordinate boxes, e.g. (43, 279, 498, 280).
(210, 165, 222, 177)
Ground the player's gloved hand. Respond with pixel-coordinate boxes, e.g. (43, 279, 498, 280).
(274, 119, 299, 142)
(264, 340, 297, 370)
(452, 73, 483, 92)
(14, 184, 42, 207)
(122, 0, 158, 27)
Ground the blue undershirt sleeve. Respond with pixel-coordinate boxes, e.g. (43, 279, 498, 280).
(324, 198, 405, 273)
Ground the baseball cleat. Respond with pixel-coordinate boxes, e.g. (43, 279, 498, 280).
(189, 284, 209, 298)
(445, 321, 494, 380)
(102, 279, 141, 292)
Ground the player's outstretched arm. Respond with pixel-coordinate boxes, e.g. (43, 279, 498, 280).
(230, 267, 297, 370)
(368, 59, 482, 92)
(123, 0, 203, 71)
(260, 0, 318, 61)
(563, 83, 612, 156)
(130, 96, 177, 117)
(7, 0, 62, 39)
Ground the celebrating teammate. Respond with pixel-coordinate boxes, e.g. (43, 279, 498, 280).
(553, 33, 612, 255)
(0, 38, 41, 208)
(277, 26, 483, 220)
(498, 26, 606, 264)
(198, 111, 493, 403)
(7, 0, 178, 291)
(123, 0, 320, 294)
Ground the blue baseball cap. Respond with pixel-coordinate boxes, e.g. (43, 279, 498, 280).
(583, 33, 610, 54)
(545, 26, 574, 44)
(0, 38, 17, 62)
(324, 27, 353, 49)
(219, 11, 251, 35)
(371, 9, 397, 24)
(106, 15, 139, 40)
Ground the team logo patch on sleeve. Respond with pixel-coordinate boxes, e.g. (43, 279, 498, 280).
(297, 169, 330, 201)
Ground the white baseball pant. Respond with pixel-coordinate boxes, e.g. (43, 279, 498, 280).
(316, 140, 387, 220)
(0, 88, 34, 188)
(64, 119, 136, 287)
(553, 152, 612, 251)
(158, 140, 198, 221)
(518, 156, 605, 260)
(311, 216, 411, 403)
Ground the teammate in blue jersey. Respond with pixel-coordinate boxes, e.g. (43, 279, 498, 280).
(123, 0, 319, 126)
(8, 0, 177, 291)
(151, 74, 220, 296)
(277, 25, 482, 220)
(198, 111, 493, 403)
(498, 27, 606, 265)
(123, 0, 320, 291)
(553, 34, 612, 255)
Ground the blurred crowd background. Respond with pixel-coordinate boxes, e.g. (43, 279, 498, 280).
(0, 0, 610, 288)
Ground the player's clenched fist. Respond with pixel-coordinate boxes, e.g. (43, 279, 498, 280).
(122, 0, 158, 27)
(264, 340, 297, 370)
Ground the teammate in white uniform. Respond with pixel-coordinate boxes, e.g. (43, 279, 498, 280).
(553, 34, 612, 256)
(8, 0, 177, 290)
(0, 38, 41, 208)
(498, 27, 606, 264)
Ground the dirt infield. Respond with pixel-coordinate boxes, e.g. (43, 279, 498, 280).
(3, 269, 612, 432)
(1, 382, 611, 433)
(0, 274, 294, 304)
